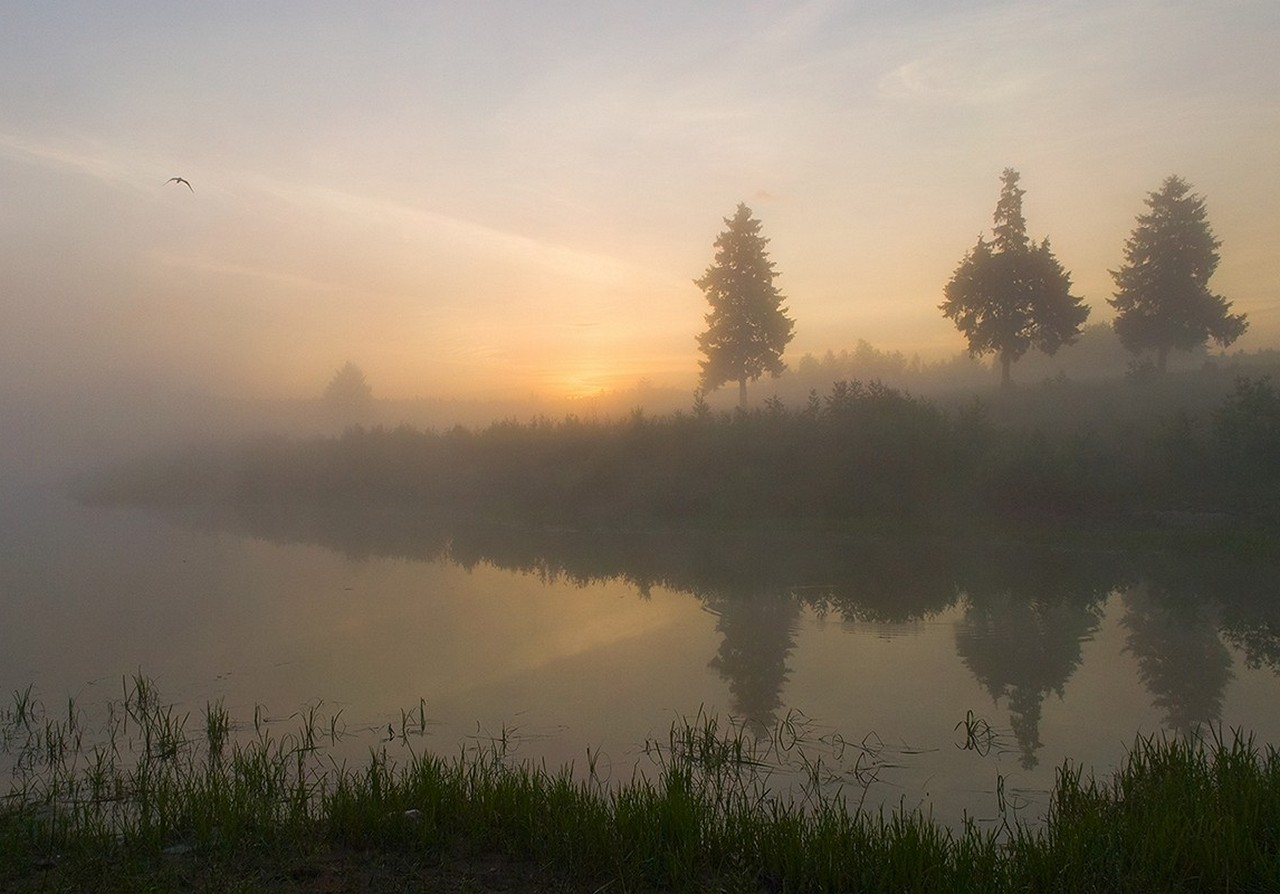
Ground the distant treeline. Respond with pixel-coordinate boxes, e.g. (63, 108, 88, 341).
(74, 371, 1280, 526)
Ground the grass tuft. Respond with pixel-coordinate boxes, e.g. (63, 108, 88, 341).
(3, 679, 1279, 891)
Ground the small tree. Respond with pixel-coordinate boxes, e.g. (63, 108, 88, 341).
(324, 361, 373, 418)
(696, 203, 795, 408)
(1109, 175, 1246, 372)
(941, 169, 1089, 387)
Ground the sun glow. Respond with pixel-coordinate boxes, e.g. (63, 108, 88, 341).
(2, 3, 1278, 405)
(544, 364, 633, 401)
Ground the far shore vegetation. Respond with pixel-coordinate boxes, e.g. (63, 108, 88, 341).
(73, 364, 1280, 535)
(3, 677, 1279, 892)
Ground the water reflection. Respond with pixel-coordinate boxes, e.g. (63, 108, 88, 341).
(125, 500, 1280, 766)
(1221, 599, 1280, 677)
(1157, 550, 1280, 678)
(1122, 583, 1234, 734)
(704, 591, 800, 735)
(952, 546, 1113, 768)
(956, 592, 1104, 768)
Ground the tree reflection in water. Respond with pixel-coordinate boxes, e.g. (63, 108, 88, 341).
(955, 592, 1104, 768)
(123, 498, 1280, 764)
(952, 544, 1115, 767)
(1122, 582, 1234, 734)
(703, 589, 801, 736)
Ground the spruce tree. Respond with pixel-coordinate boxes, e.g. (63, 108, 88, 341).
(941, 169, 1089, 387)
(1110, 175, 1246, 372)
(324, 361, 374, 419)
(696, 204, 795, 408)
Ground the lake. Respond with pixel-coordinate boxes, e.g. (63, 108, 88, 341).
(3, 479, 1279, 828)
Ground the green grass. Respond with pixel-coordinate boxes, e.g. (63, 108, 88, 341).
(3, 677, 1278, 892)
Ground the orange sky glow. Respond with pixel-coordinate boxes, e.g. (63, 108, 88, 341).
(2, 3, 1277, 402)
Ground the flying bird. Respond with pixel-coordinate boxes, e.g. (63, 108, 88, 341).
(166, 177, 193, 192)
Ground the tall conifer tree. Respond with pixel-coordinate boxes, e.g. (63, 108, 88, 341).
(941, 169, 1089, 387)
(696, 204, 795, 408)
(1110, 175, 1246, 372)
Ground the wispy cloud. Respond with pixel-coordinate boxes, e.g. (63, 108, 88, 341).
(0, 131, 148, 189)
(878, 55, 1040, 105)
(287, 182, 679, 291)
(152, 253, 350, 294)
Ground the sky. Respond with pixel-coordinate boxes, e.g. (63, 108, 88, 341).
(2, 1, 1278, 401)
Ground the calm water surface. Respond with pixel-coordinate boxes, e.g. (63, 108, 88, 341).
(3, 480, 1279, 827)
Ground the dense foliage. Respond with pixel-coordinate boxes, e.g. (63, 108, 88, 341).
(1110, 176, 1247, 372)
(941, 169, 1089, 387)
(74, 375, 1280, 527)
(696, 203, 795, 408)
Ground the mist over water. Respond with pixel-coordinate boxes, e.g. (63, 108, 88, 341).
(5, 6, 1280, 865)
(4, 471, 1279, 827)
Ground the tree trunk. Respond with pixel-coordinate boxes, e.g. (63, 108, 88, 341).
(738, 377, 747, 410)
(1157, 345, 1169, 374)
(1000, 353, 1013, 389)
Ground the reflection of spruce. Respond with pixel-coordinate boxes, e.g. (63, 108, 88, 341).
(705, 590, 800, 736)
(1198, 556, 1280, 676)
(1122, 583, 1233, 733)
(955, 591, 1102, 768)
(1222, 616, 1280, 674)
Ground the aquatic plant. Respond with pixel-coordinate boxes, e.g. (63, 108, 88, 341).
(2, 679, 1278, 892)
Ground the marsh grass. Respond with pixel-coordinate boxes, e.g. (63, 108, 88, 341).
(3, 679, 1278, 892)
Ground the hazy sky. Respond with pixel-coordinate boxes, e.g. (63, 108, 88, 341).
(3, 1, 1277, 400)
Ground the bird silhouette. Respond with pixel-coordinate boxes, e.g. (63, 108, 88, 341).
(166, 177, 194, 192)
